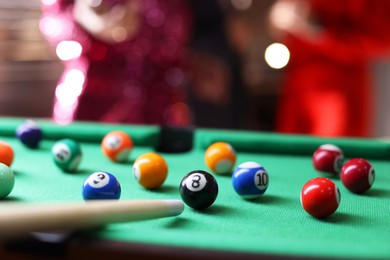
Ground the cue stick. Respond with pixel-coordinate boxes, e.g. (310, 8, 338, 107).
(0, 199, 184, 238)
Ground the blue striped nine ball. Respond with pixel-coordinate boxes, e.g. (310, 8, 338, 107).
(232, 162, 269, 199)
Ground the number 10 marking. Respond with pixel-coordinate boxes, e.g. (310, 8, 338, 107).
(255, 170, 268, 189)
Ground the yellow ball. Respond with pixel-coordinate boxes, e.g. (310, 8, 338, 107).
(133, 153, 168, 189)
(204, 142, 236, 175)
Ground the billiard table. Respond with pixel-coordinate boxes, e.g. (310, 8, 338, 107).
(0, 117, 389, 259)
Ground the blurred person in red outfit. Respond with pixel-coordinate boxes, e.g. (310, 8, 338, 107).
(40, 0, 192, 126)
(269, 0, 390, 137)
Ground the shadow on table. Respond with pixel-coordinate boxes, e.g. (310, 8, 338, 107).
(243, 194, 294, 206)
(359, 187, 389, 197)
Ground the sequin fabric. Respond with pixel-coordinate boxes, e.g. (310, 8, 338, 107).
(41, 0, 192, 126)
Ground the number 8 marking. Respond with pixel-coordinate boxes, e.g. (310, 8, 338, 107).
(191, 174, 201, 188)
(185, 173, 207, 192)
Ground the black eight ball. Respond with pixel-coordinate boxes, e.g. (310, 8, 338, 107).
(179, 170, 218, 210)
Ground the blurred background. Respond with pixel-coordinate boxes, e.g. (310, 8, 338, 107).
(0, 0, 61, 118)
(1, 0, 390, 137)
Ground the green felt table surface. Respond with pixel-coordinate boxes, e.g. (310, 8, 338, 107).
(0, 117, 390, 259)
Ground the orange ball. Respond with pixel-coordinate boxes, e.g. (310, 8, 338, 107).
(101, 131, 133, 162)
(205, 142, 236, 175)
(0, 141, 14, 167)
(133, 153, 168, 189)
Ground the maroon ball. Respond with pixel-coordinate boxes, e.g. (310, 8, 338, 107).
(312, 144, 344, 174)
(340, 158, 374, 194)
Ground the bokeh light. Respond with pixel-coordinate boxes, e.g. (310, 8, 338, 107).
(165, 67, 184, 87)
(231, 0, 253, 11)
(53, 69, 85, 124)
(53, 101, 78, 125)
(264, 43, 290, 69)
(39, 16, 64, 39)
(56, 41, 83, 61)
(41, 0, 57, 6)
(269, 0, 309, 31)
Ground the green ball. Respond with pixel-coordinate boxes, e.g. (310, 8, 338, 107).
(0, 163, 15, 199)
(52, 139, 82, 172)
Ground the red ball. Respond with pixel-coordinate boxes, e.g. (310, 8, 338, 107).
(300, 177, 340, 218)
(340, 158, 374, 194)
(312, 144, 344, 174)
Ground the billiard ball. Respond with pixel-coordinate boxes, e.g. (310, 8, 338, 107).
(102, 130, 133, 162)
(82, 171, 121, 200)
(179, 170, 218, 210)
(340, 158, 374, 194)
(52, 139, 82, 172)
(300, 177, 340, 218)
(0, 141, 14, 167)
(0, 163, 15, 199)
(232, 162, 269, 199)
(312, 144, 344, 174)
(16, 120, 43, 148)
(133, 152, 168, 189)
(204, 142, 236, 175)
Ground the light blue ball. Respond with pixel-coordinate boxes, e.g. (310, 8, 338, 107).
(232, 162, 269, 199)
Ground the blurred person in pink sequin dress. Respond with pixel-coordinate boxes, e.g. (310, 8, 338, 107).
(40, 0, 192, 126)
